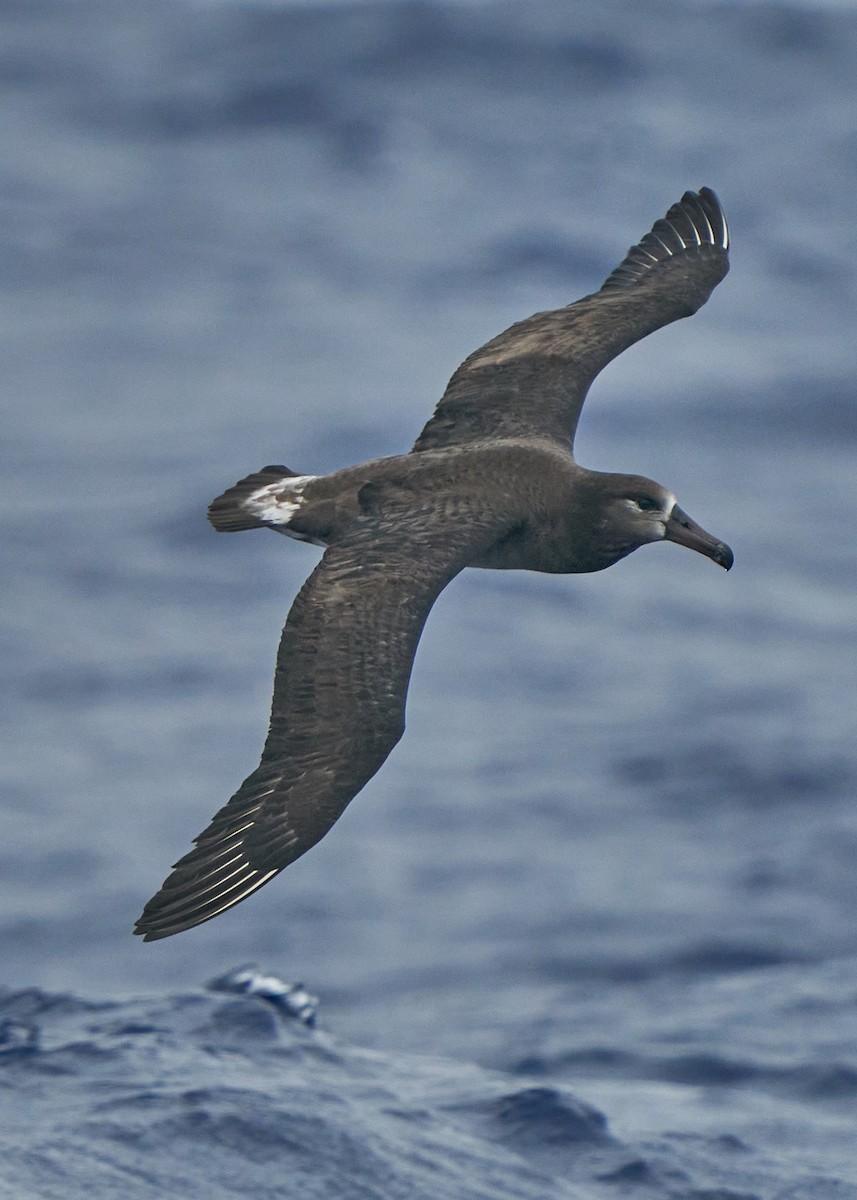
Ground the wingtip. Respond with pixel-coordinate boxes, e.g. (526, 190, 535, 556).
(134, 924, 169, 943)
(690, 186, 729, 251)
(134, 850, 282, 941)
(599, 186, 729, 293)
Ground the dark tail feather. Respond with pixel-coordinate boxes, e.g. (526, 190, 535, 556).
(208, 465, 299, 532)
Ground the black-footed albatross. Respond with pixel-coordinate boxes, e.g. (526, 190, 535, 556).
(135, 187, 732, 941)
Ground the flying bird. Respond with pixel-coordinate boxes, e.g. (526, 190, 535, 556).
(136, 187, 732, 941)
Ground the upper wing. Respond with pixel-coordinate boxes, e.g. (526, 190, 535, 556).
(135, 483, 505, 940)
(412, 188, 729, 454)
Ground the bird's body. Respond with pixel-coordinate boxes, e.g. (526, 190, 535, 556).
(136, 188, 733, 941)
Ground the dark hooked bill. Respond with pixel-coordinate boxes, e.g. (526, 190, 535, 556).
(664, 504, 733, 570)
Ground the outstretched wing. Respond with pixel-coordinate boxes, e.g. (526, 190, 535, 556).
(412, 188, 729, 454)
(135, 484, 504, 940)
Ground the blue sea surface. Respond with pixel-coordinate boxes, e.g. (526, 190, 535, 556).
(3, 0, 857, 1195)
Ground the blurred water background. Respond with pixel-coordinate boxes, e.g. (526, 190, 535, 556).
(3, 0, 857, 1195)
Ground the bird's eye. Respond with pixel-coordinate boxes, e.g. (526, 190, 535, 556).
(634, 496, 661, 512)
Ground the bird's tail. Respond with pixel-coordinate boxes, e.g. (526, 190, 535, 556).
(207, 465, 305, 532)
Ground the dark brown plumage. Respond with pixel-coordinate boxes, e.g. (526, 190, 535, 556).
(136, 187, 732, 941)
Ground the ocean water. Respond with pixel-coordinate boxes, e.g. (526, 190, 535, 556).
(3, 0, 857, 1195)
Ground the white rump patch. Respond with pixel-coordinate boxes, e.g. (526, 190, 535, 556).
(243, 475, 317, 526)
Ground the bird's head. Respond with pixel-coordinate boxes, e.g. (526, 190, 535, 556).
(589, 473, 733, 571)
